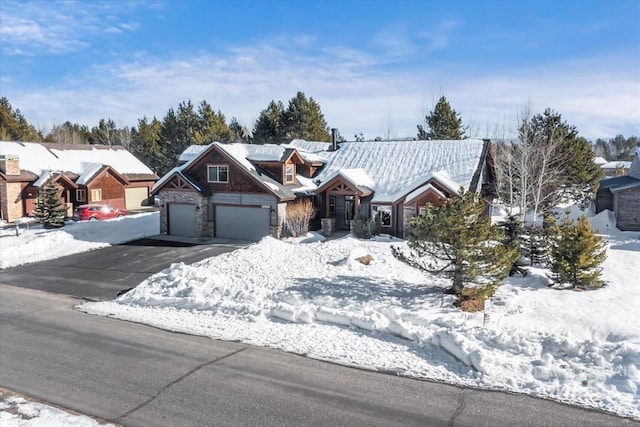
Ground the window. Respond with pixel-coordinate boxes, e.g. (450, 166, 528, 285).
(371, 205, 392, 227)
(419, 206, 426, 216)
(91, 189, 102, 202)
(76, 189, 86, 202)
(207, 165, 229, 183)
(284, 164, 295, 184)
(329, 196, 336, 214)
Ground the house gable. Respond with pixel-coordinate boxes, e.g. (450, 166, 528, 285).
(316, 174, 372, 197)
(184, 144, 292, 200)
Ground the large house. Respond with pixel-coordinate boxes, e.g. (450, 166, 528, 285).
(595, 147, 640, 231)
(152, 138, 492, 240)
(0, 142, 159, 222)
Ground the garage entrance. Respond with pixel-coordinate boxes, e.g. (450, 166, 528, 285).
(125, 187, 149, 210)
(168, 203, 196, 237)
(215, 205, 270, 241)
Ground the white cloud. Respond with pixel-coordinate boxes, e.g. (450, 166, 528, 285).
(3, 38, 639, 140)
(0, 1, 141, 54)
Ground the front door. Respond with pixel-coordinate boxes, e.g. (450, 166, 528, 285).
(344, 199, 355, 226)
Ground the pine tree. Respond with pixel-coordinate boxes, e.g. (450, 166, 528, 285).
(522, 109, 603, 208)
(549, 216, 606, 289)
(35, 180, 66, 228)
(393, 191, 518, 296)
(131, 116, 164, 174)
(417, 96, 465, 140)
(252, 100, 287, 144)
(0, 97, 42, 142)
(498, 214, 526, 275)
(229, 117, 250, 143)
(194, 100, 234, 144)
(283, 92, 331, 141)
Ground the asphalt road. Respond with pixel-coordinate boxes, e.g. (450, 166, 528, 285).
(0, 239, 637, 426)
(0, 238, 246, 301)
(1, 285, 634, 427)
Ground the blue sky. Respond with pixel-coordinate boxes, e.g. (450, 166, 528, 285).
(1, 0, 638, 140)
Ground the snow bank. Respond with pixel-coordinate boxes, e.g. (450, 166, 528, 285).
(0, 393, 113, 426)
(82, 230, 640, 419)
(0, 212, 159, 269)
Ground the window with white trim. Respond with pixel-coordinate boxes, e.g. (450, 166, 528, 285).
(91, 189, 102, 202)
(371, 204, 392, 227)
(76, 189, 86, 202)
(284, 164, 295, 184)
(207, 165, 229, 183)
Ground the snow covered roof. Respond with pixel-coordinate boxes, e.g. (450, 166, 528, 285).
(76, 163, 105, 186)
(601, 161, 631, 169)
(593, 156, 608, 165)
(0, 141, 157, 184)
(167, 139, 488, 203)
(404, 183, 446, 204)
(312, 139, 487, 203)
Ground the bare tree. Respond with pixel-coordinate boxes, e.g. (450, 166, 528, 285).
(383, 113, 395, 141)
(492, 105, 569, 225)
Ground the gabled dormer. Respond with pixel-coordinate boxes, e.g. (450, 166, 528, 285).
(250, 148, 305, 186)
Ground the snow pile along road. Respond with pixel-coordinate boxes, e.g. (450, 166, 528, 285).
(82, 222, 640, 419)
(0, 212, 159, 269)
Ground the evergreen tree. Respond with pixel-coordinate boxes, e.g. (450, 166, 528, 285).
(283, 92, 331, 141)
(417, 96, 465, 140)
(498, 214, 526, 275)
(252, 100, 286, 144)
(0, 97, 42, 141)
(229, 117, 250, 143)
(35, 180, 66, 228)
(523, 108, 603, 208)
(131, 116, 164, 174)
(548, 216, 606, 289)
(393, 191, 518, 296)
(194, 100, 234, 144)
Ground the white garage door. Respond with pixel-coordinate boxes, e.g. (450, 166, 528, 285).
(125, 187, 149, 210)
(169, 203, 196, 237)
(215, 205, 270, 241)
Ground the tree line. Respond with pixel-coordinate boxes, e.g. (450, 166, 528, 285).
(0, 92, 330, 175)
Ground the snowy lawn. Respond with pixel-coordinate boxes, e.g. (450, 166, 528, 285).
(81, 211, 640, 420)
(0, 390, 114, 427)
(0, 212, 159, 269)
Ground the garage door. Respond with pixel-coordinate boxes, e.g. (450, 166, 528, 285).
(169, 204, 196, 237)
(215, 205, 270, 241)
(125, 187, 149, 210)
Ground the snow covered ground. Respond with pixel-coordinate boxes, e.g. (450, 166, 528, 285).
(77, 209, 640, 420)
(1, 206, 637, 419)
(0, 212, 159, 269)
(0, 391, 113, 427)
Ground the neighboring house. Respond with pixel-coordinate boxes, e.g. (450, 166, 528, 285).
(0, 142, 159, 222)
(600, 160, 632, 177)
(152, 138, 492, 240)
(595, 148, 640, 231)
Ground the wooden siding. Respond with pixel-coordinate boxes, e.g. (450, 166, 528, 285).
(211, 193, 276, 206)
(87, 168, 126, 209)
(187, 147, 270, 195)
(616, 187, 640, 231)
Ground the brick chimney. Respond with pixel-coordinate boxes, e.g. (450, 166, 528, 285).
(0, 155, 20, 176)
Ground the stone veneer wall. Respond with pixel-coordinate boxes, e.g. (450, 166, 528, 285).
(158, 190, 208, 237)
(321, 218, 336, 237)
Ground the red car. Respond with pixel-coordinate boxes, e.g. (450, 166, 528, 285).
(73, 204, 127, 221)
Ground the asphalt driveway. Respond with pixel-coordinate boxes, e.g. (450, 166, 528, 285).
(0, 237, 247, 301)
